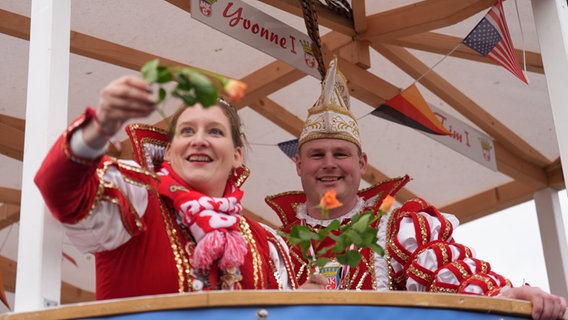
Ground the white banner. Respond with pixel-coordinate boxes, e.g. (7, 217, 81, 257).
(190, 0, 321, 79)
(426, 104, 497, 171)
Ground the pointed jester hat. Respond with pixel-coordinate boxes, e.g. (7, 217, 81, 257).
(298, 56, 361, 151)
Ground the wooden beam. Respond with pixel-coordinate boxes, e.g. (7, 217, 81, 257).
(258, 0, 355, 36)
(546, 159, 566, 190)
(0, 204, 19, 231)
(0, 114, 25, 161)
(371, 43, 551, 169)
(250, 98, 304, 137)
(384, 32, 544, 74)
(236, 31, 353, 109)
(0, 187, 20, 206)
(351, 0, 367, 34)
(165, 0, 190, 13)
(339, 41, 371, 70)
(0, 9, 29, 40)
(493, 141, 548, 189)
(236, 62, 306, 110)
(357, 0, 495, 41)
(335, 53, 551, 189)
(441, 180, 535, 224)
(0, 255, 95, 304)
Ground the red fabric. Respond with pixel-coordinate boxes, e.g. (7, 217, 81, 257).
(34, 109, 295, 300)
(266, 175, 410, 289)
(158, 161, 247, 272)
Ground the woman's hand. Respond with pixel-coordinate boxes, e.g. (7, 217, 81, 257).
(501, 286, 566, 320)
(84, 75, 155, 148)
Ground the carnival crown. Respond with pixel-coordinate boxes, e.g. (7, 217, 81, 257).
(298, 56, 361, 151)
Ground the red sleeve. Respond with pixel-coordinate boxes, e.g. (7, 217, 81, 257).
(34, 110, 104, 224)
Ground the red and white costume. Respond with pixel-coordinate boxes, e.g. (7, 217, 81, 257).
(34, 110, 297, 300)
(266, 176, 512, 296)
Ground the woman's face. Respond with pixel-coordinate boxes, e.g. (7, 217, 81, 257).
(164, 104, 243, 197)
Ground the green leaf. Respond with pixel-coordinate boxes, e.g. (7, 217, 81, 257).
(343, 229, 363, 245)
(299, 241, 311, 252)
(314, 257, 329, 268)
(183, 69, 218, 107)
(369, 243, 385, 256)
(337, 250, 362, 268)
(289, 226, 304, 237)
(175, 73, 191, 91)
(317, 220, 339, 240)
(172, 91, 197, 106)
(140, 59, 160, 83)
(351, 213, 372, 233)
(156, 66, 173, 83)
(298, 229, 319, 241)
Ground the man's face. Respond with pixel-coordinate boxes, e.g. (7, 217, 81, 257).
(295, 138, 367, 211)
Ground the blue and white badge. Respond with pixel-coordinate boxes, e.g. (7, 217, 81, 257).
(320, 261, 343, 290)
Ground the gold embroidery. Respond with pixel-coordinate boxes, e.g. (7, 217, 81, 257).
(430, 286, 458, 293)
(239, 219, 263, 288)
(264, 190, 306, 227)
(416, 214, 428, 246)
(156, 193, 192, 293)
(453, 261, 470, 279)
(267, 257, 282, 290)
(407, 264, 430, 284)
(437, 243, 450, 264)
(458, 274, 495, 293)
(267, 235, 298, 289)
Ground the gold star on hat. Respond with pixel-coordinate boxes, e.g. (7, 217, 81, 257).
(298, 56, 361, 151)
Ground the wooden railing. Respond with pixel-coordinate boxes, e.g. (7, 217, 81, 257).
(0, 291, 533, 320)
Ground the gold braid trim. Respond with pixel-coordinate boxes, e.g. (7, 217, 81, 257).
(158, 195, 192, 293)
(267, 235, 299, 289)
(240, 219, 263, 289)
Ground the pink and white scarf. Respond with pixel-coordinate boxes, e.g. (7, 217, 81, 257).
(158, 161, 248, 272)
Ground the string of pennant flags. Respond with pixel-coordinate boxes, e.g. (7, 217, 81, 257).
(264, 0, 522, 167)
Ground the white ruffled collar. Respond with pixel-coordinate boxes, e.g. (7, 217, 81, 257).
(295, 196, 366, 227)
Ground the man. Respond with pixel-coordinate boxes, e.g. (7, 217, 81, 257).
(266, 57, 566, 320)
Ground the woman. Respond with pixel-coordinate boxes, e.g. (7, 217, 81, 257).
(34, 75, 297, 300)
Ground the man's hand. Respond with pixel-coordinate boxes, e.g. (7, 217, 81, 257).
(501, 286, 566, 320)
(299, 273, 327, 290)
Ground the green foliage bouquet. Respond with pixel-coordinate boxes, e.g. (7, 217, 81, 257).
(280, 190, 396, 269)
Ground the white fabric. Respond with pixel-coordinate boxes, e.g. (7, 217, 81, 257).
(296, 197, 365, 227)
(67, 129, 291, 284)
(63, 160, 148, 253)
(405, 243, 470, 291)
(390, 212, 460, 277)
(262, 222, 292, 290)
(297, 195, 467, 292)
(70, 128, 108, 159)
(375, 213, 390, 291)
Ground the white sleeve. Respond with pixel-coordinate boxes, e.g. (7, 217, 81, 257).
(261, 223, 292, 290)
(375, 213, 390, 291)
(62, 160, 148, 253)
(69, 127, 108, 158)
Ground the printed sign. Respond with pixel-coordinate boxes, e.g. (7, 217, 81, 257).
(425, 104, 497, 171)
(190, 0, 321, 79)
